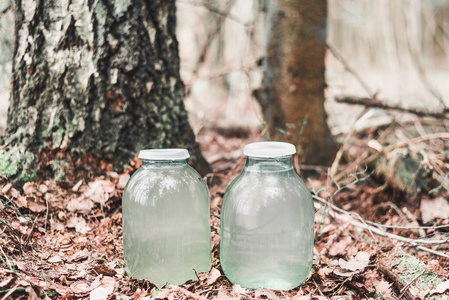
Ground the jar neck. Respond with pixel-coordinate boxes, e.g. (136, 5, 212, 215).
(244, 155, 294, 172)
(141, 159, 187, 168)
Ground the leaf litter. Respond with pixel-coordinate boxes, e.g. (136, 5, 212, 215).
(0, 127, 448, 299)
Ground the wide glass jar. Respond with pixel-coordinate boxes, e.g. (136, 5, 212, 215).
(122, 149, 211, 286)
(220, 142, 314, 290)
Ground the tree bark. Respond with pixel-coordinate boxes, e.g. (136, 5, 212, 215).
(2, 0, 210, 183)
(254, 0, 337, 165)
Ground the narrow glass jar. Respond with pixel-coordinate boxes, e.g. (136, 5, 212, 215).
(122, 149, 211, 286)
(220, 142, 314, 290)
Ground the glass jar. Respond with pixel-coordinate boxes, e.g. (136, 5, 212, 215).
(220, 142, 314, 290)
(122, 149, 211, 286)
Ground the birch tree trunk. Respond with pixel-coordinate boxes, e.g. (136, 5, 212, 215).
(2, 0, 210, 183)
(254, 0, 337, 165)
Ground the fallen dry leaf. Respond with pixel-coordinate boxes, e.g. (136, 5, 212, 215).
(206, 268, 221, 285)
(426, 259, 448, 278)
(50, 219, 65, 232)
(48, 255, 63, 263)
(69, 249, 89, 262)
(89, 276, 116, 300)
(318, 267, 333, 278)
(1, 183, 12, 194)
(154, 288, 172, 299)
(373, 280, 394, 300)
(0, 276, 15, 289)
(291, 296, 311, 300)
(67, 197, 94, 214)
(84, 180, 115, 205)
(70, 281, 91, 294)
(420, 198, 449, 223)
(66, 216, 91, 233)
(214, 286, 240, 300)
(329, 235, 353, 256)
(333, 268, 356, 278)
(93, 264, 117, 277)
(294, 296, 326, 300)
(231, 284, 246, 295)
(118, 173, 130, 189)
(255, 288, 278, 299)
(26, 285, 40, 300)
(431, 280, 449, 295)
(27, 198, 47, 213)
(89, 277, 102, 291)
(10, 187, 20, 198)
(169, 286, 204, 300)
(72, 180, 83, 192)
(23, 182, 37, 195)
(339, 251, 370, 272)
(38, 184, 48, 194)
(15, 195, 28, 208)
(68, 270, 88, 281)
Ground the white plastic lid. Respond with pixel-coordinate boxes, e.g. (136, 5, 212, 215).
(244, 141, 296, 158)
(138, 149, 190, 160)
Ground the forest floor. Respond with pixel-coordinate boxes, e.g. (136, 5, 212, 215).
(1, 121, 449, 300)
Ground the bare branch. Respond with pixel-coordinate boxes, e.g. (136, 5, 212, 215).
(325, 43, 374, 97)
(313, 195, 449, 259)
(336, 96, 448, 119)
(188, 0, 236, 83)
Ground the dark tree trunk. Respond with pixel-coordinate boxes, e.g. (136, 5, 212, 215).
(254, 0, 338, 165)
(2, 0, 210, 183)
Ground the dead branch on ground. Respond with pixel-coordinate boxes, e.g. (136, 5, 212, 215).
(313, 196, 449, 259)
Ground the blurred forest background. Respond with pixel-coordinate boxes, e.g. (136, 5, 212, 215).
(176, 0, 449, 137)
(1, 0, 448, 138)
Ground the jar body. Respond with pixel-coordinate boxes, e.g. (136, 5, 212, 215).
(122, 160, 211, 286)
(220, 156, 314, 290)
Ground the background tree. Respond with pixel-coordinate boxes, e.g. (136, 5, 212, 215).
(1, 0, 210, 183)
(254, 0, 338, 165)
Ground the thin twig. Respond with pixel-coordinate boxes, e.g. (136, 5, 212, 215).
(184, 59, 260, 86)
(325, 43, 373, 96)
(333, 132, 449, 182)
(399, 269, 426, 299)
(0, 283, 21, 300)
(378, 257, 415, 300)
(0, 246, 13, 269)
(368, 223, 449, 230)
(44, 195, 49, 230)
(313, 196, 449, 259)
(335, 96, 448, 119)
(202, 4, 249, 26)
(312, 279, 325, 297)
(326, 42, 374, 178)
(188, 0, 236, 82)
(407, 132, 449, 144)
(314, 195, 449, 244)
(198, 288, 217, 295)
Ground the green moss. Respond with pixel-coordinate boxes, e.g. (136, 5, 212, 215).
(0, 149, 19, 177)
(394, 250, 442, 289)
(50, 115, 67, 147)
(0, 147, 36, 182)
(71, 117, 78, 127)
(40, 112, 66, 142)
